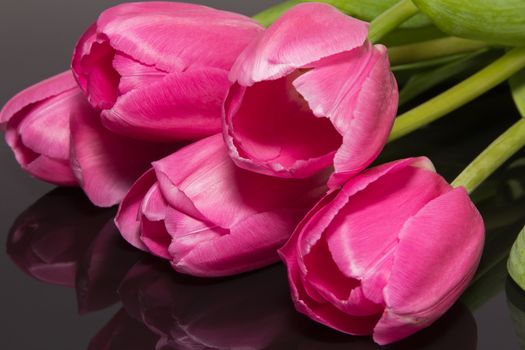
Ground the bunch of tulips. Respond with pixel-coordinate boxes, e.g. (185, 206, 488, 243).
(2, 0, 525, 345)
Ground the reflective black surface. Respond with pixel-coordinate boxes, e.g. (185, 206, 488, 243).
(1, 1, 525, 349)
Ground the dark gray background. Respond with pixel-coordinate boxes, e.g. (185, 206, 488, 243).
(0, 1, 524, 349)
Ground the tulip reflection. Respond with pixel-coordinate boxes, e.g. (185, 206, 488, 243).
(293, 303, 476, 350)
(459, 157, 525, 315)
(6, 187, 142, 313)
(91, 257, 477, 350)
(506, 278, 525, 349)
(118, 260, 291, 349)
(89, 309, 158, 350)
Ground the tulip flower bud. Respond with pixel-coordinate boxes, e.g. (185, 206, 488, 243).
(412, 0, 525, 47)
(0, 72, 80, 185)
(280, 157, 485, 344)
(0, 70, 179, 207)
(225, 3, 398, 187)
(116, 134, 328, 277)
(72, 2, 263, 141)
(69, 102, 178, 207)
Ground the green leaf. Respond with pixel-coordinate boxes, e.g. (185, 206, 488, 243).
(381, 25, 446, 47)
(510, 69, 525, 118)
(393, 53, 470, 88)
(327, 0, 432, 28)
(253, 0, 431, 28)
(397, 50, 492, 106)
(393, 52, 469, 72)
(508, 225, 525, 291)
(412, 0, 525, 47)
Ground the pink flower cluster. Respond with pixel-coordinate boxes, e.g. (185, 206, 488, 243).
(0, 2, 484, 344)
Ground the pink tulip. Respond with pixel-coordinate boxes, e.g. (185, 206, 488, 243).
(1, 70, 181, 207)
(69, 98, 179, 207)
(225, 3, 398, 187)
(0, 71, 79, 185)
(279, 157, 485, 345)
(116, 134, 327, 277)
(72, 2, 263, 141)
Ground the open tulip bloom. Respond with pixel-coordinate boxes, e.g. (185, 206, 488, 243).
(4, 0, 525, 346)
(0, 71, 179, 207)
(72, 2, 263, 141)
(116, 134, 327, 277)
(279, 157, 485, 344)
(225, 3, 398, 187)
(0, 72, 82, 186)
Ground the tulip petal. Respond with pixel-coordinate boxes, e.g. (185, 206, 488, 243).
(83, 39, 121, 110)
(373, 187, 484, 345)
(280, 222, 380, 335)
(280, 191, 381, 333)
(5, 120, 76, 186)
(72, 23, 120, 110)
(17, 89, 80, 160)
(285, 159, 430, 294)
(174, 209, 304, 277)
(226, 19, 395, 180)
(280, 158, 441, 328)
(115, 169, 156, 251)
(101, 68, 229, 141)
(154, 134, 326, 230)
(325, 165, 450, 280)
(294, 157, 435, 273)
(303, 237, 383, 316)
(72, 24, 100, 97)
(224, 74, 342, 178)
(112, 53, 167, 95)
(140, 183, 168, 222)
(165, 207, 225, 262)
(1, 71, 81, 185)
(96, 2, 263, 72)
(70, 102, 176, 207)
(140, 183, 171, 259)
(293, 44, 398, 187)
(229, 3, 368, 86)
(0, 71, 77, 125)
(24, 156, 77, 186)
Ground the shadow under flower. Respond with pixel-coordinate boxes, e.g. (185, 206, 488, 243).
(87, 257, 477, 350)
(6, 187, 143, 314)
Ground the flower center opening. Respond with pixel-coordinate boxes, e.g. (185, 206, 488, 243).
(229, 70, 342, 177)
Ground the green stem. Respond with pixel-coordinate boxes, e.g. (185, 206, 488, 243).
(389, 47, 525, 142)
(391, 52, 475, 72)
(368, 0, 419, 43)
(451, 118, 525, 194)
(388, 37, 489, 66)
